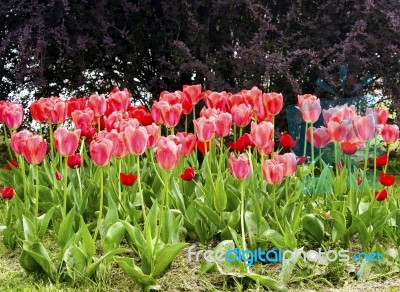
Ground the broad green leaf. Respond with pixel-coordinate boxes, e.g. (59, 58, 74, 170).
(248, 274, 287, 292)
(152, 242, 188, 277)
(259, 229, 285, 248)
(196, 201, 226, 230)
(302, 214, 324, 244)
(213, 176, 227, 211)
(114, 256, 156, 286)
(349, 215, 369, 248)
(38, 206, 56, 240)
(22, 215, 37, 241)
(58, 208, 75, 248)
(103, 221, 125, 253)
(85, 248, 129, 278)
(20, 241, 57, 282)
(79, 217, 96, 260)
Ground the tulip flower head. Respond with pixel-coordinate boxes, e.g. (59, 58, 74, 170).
(280, 133, 297, 150)
(228, 153, 251, 181)
(180, 167, 196, 181)
(262, 160, 285, 185)
(54, 128, 81, 157)
(341, 142, 358, 155)
(193, 117, 216, 142)
(374, 189, 388, 201)
(89, 138, 113, 166)
(379, 173, 396, 187)
(67, 153, 82, 169)
(21, 135, 48, 165)
(375, 155, 388, 167)
(381, 124, 399, 144)
(0, 187, 15, 200)
(120, 173, 137, 186)
(263, 92, 284, 116)
(156, 135, 182, 170)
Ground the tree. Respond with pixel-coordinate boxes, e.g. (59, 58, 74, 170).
(1, 0, 399, 124)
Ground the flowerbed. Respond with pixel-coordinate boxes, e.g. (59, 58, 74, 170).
(0, 86, 399, 291)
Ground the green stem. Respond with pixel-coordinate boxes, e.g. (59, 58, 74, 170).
(35, 165, 40, 225)
(49, 122, 55, 161)
(384, 144, 390, 173)
(219, 137, 224, 173)
(155, 170, 169, 247)
(334, 142, 338, 177)
(303, 122, 308, 157)
(93, 166, 104, 241)
(192, 107, 196, 136)
(272, 185, 284, 234)
(234, 124, 237, 143)
(310, 123, 315, 177)
(136, 155, 147, 222)
(319, 147, 322, 171)
(356, 140, 370, 215)
(76, 168, 83, 211)
(170, 127, 174, 135)
(97, 116, 101, 132)
(19, 155, 27, 208)
(239, 181, 249, 273)
(118, 159, 122, 203)
(63, 156, 68, 218)
(3, 126, 13, 160)
(239, 127, 243, 138)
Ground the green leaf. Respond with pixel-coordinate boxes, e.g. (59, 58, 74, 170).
(79, 217, 96, 260)
(103, 221, 125, 253)
(152, 243, 188, 277)
(259, 229, 285, 248)
(247, 274, 287, 292)
(85, 248, 130, 278)
(302, 214, 324, 244)
(349, 215, 369, 248)
(38, 206, 56, 240)
(20, 241, 57, 282)
(314, 165, 333, 195)
(58, 208, 75, 248)
(22, 215, 37, 241)
(213, 176, 227, 211)
(114, 256, 156, 286)
(196, 201, 226, 230)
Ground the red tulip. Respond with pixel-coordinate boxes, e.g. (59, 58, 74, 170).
(155, 136, 182, 170)
(180, 167, 195, 181)
(232, 133, 256, 152)
(0, 186, 15, 200)
(353, 114, 376, 142)
(296, 156, 308, 165)
(299, 97, 321, 123)
(215, 112, 232, 137)
(67, 97, 87, 117)
(307, 126, 331, 148)
(21, 135, 48, 165)
(263, 92, 283, 116)
(341, 142, 358, 155)
(89, 138, 113, 166)
(374, 189, 388, 201)
(204, 91, 228, 111)
(11, 130, 33, 155)
(4, 159, 18, 171)
(54, 128, 81, 157)
(274, 153, 297, 176)
(197, 140, 211, 154)
(381, 124, 399, 144)
(67, 153, 82, 168)
(183, 84, 202, 105)
(120, 172, 137, 186)
(379, 173, 396, 187)
(3, 103, 24, 130)
(88, 94, 106, 117)
(375, 155, 388, 167)
(55, 171, 62, 180)
(124, 125, 149, 155)
(250, 121, 274, 150)
(30, 98, 49, 123)
(193, 117, 216, 142)
(228, 153, 251, 180)
(232, 104, 252, 128)
(177, 132, 196, 156)
(129, 106, 153, 126)
(262, 160, 285, 184)
(280, 133, 297, 150)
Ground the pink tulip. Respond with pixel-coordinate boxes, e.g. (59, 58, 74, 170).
(353, 114, 376, 142)
(46, 97, 68, 124)
(183, 84, 202, 105)
(67, 97, 87, 117)
(11, 130, 33, 155)
(3, 103, 24, 130)
(107, 88, 131, 113)
(231, 104, 252, 127)
(262, 160, 285, 185)
(299, 97, 321, 123)
(193, 117, 216, 142)
(158, 101, 182, 127)
(104, 111, 124, 132)
(159, 91, 181, 104)
(306, 126, 331, 148)
(263, 92, 283, 116)
(145, 123, 159, 148)
(250, 121, 274, 149)
(124, 125, 149, 155)
(327, 120, 349, 143)
(274, 153, 297, 176)
(71, 109, 96, 138)
(21, 135, 48, 165)
(204, 91, 228, 111)
(177, 132, 196, 156)
(257, 141, 275, 156)
(151, 101, 164, 125)
(322, 104, 356, 126)
(88, 93, 106, 117)
(366, 107, 388, 125)
(381, 124, 399, 144)
(89, 138, 113, 166)
(242, 87, 262, 111)
(200, 108, 219, 119)
(54, 128, 81, 157)
(215, 112, 232, 137)
(156, 136, 182, 170)
(227, 93, 245, 111)
(228, 153, 251, 180)
(30, 98, 50, 123)
(297, 94, 318, 107)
